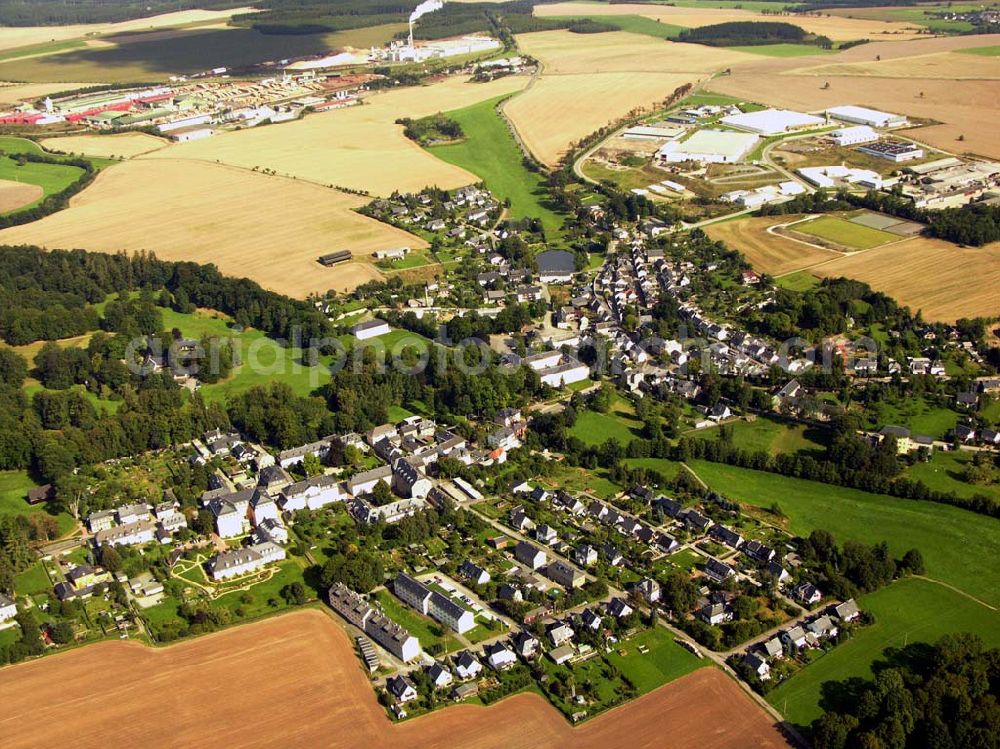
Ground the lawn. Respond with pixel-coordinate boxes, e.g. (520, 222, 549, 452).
(793, 216, 898, 250)
(144, 305, 340, 403)
(607, 627, 706, 694)
(14, 561, 53, 597)
(665, 548, 703, 573)
(905, 450, 1000, 504)
(862, 396, 959, 439)
(387, 405, 415, 422)
(729, 43, 833, 57)
(622, 457, 684, 483)
(429, 95, 565, 236)
(687, 416, 827, 456)
(570, 409, 642, 447)
(548, 14, 685, 39)
(568, 396, 643, 447)
(686, 460, 1000, 607)
(767, 577, 1000, 727)
(0, 469, 75, 536)
(373, 589, 460, 654)
(775, 270, 820, 292)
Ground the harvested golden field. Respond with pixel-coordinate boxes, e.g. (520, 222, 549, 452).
(534, 2, 925, 41)
(0, 8, 258, 52)
(0, 179, 42, 213)
(706, 215, 837, 276)
(506, 72, 698, 165)
(507, 31, 756, 164)
(142, 75, 527, 196)
(515, 29, 757, 75)
(796, 51, 1000, 79)
(0, 159, 425, 297)
(706, 34, 1000, 159)
(813, 237, 1000, 322)
(42, 132, 169, 159)
(0, 609, 791, 749)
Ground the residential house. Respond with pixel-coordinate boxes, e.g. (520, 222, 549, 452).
(393, 573, 475, 634)
(704, 558, 736, 583)
(454, 651, 483, 680)
(807, 615, 839, 640)
(781, 625, 808, 651)
(635, 577, 661, 604)
(387, 675, 418, 704)
(513, 630, 540, 660)
(744, 653, 770, 681)
(0, 593, 16, 623)
(428, 662, 453, 689)
(459, 560, 491, 586)
(515, 541, 547, 571)
(484, 642, 517, 670)
(547, 620, 575, 646)
(607, 598, 634, 619)
(792, 582, 822, 606)
(546, 560, 585, 589)
(834, 599, 860, 622)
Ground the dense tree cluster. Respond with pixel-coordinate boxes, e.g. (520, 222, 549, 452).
(798, 529, 922, 600)
(679, 21, 810, 46)
(751, 277, 905, 341)
(396, 114, 464, 145)
(812, 633, 1000, 749)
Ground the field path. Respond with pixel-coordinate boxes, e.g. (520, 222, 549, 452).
(913, 574, 999, 612)
(0, 608, 792, 749)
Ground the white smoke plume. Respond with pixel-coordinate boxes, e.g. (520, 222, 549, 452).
(409, 0, 444, 24)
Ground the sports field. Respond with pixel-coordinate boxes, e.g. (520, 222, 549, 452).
(143, 75, 527, 196)
(0, 159, 422, 297)
(507, 31, 755, 165)
(705, 215, 835, 275)
(42, 132, 169, 159)
(429, 95, 565, 234)
(533, 2, 926, 40)
(767, 577, 1000, 727)
(686, 459, 1000, 607)
(0, 609, 791, 749)
(813, 236, 1000, 321)
(791, 215, 900, 250)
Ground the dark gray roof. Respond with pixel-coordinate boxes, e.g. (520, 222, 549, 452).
(536, 249, 575, 273)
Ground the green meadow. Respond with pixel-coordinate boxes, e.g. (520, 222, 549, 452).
(428, 95, 565, 235)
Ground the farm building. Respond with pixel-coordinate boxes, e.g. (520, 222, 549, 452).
(826, 105, 907, 129)
(353, 319, 390, 340)
(318, 250, 352, 267)
(537, 249, 576, 283)
(720, 109, 824, 136)
(169, 125, 215, 143)
(621, 124, 685, 141)
(374, 247, 410, 261)
(798, 165, 885, 189)
(657, 130, 759, 164)
(858, 141, 925, 163)
(831, 125, 879, 147)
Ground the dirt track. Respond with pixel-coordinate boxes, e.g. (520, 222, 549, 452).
(0, 609, 793, 749)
